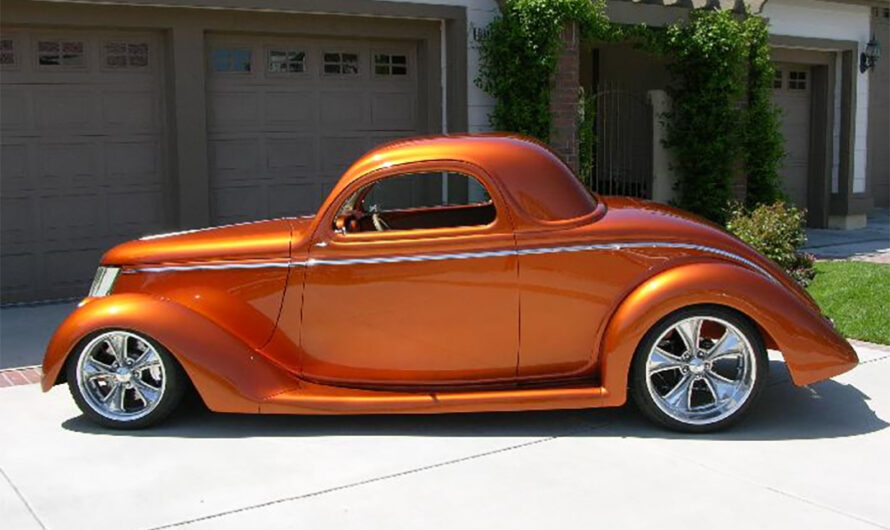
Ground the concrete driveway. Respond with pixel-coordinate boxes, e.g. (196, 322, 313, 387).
(1, 345, 889, 530)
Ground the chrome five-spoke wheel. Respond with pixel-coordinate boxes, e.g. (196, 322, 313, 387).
(632, 308, 767, 432)
(68, 330, 185, 429)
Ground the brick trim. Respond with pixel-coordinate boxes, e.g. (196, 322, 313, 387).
(0, 366, 42, 388)
(549, 23, 580, 173)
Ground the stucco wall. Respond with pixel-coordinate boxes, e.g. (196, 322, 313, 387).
(392, 0, 499, 132)
(762, 0, 873, 195)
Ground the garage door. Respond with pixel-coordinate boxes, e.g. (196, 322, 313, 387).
(206, 34, 426, 224)
(1, 29, 168, 303)
(771, 63, 812, 210)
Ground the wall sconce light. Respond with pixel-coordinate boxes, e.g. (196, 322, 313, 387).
(860, 35, 881, 73)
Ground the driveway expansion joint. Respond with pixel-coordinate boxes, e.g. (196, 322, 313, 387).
(1, 466, 47, 530)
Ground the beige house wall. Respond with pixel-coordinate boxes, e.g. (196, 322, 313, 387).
(869, 9, 890, 207)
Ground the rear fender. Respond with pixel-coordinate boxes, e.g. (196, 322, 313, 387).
(598, 262, 857, 406)
(41, 294, 300, 412)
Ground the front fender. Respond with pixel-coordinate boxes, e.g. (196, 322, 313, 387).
(598, 262, 857, 406)
(41, 294, 300, 413)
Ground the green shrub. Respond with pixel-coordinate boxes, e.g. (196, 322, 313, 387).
(726, 201, 815, 286)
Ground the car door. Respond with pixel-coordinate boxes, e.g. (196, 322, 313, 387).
(300, 162, 519, 387)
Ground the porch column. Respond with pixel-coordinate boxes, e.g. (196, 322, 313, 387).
(549, 23, 580, 173)
(648, 89, 677, 204)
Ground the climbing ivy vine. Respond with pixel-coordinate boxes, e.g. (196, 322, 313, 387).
(476, 0, 786, 224)
(475, 0, 613, 141)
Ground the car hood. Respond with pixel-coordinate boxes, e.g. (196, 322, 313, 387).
(102, 217, 312, 265)
(599, 196, 820, 313)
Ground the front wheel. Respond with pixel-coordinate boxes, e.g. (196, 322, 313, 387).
(67, 330, 186, 429)
(630, 307, 768, 432)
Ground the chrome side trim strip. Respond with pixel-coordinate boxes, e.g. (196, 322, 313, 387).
(306, 249, 517, 267)
(123, 262, 291, 274)
(122, 242, 773, 281)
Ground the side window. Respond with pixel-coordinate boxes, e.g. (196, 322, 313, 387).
(335, 172, 495, 233)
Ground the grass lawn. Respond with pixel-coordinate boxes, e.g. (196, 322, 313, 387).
(807, 261, 890, 345)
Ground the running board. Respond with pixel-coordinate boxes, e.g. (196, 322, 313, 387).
(259, 381, 610, 415)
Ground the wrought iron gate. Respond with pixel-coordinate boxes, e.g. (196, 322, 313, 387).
(591, 84, 653, 198)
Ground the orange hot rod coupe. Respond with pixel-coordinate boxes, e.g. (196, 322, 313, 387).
(42, 134, 857, 432)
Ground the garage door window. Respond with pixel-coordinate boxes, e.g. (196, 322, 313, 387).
(1, 38, 16, 68)
(103, 41, 149, 70)
(211, 48, 251, 73)
(37, 40, 85, 69)
(788, 71, 807, 90)
(323, 52, 359, 75)
(268, 48, 306, 74)
(374, 53, 407, 76)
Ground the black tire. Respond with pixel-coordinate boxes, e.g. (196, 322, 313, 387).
(66, 330, 186, 429)
(630, 306, 768, 433)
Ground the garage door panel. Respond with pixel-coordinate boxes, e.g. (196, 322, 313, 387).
(208, 92, 261, 129)
(783, 134, 810, 161)
(39, 141, 100, 189)
(0, 89, 29, 131)
(107, 190, 164, 238)
(1, 27, 168, 302)
(268, 182, 322, 217)
(266, 136, 316, 174)
(772, 63, 812, 211)
(212, 186, 267, 224)
(40, 194, 106, 243)
(101, 90, 158, 130)
(320, 135, 367, 175)
(105, 140, 162, 186)
(34, 89, 95, 130)
(0, 143, 32, 192)
(207, 34, 423, 225)
(264, 91, 316, 127)
(370, 92, 415, 130)
(1, 253, 37, 295)
(209, 137, 263, 183)
(319, 91, 367, 128)
(43, 248, 103, 292)
(1, 196, 37, 248)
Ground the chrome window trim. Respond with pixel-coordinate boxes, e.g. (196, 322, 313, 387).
(88, 267, 120, 296)
(120, 242, 774, 282)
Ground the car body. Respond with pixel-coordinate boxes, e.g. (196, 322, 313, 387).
(42, 134, 858, 431)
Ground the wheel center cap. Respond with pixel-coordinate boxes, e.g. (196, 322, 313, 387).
(115, 367, 132, 383)
(688, 356, 706, 374)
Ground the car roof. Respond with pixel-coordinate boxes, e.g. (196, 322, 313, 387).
(331, 133, 598, 226)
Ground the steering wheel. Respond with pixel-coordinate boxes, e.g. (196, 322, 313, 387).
(371, 211, 390, 232)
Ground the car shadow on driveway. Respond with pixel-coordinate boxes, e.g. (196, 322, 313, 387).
(62, 361, 888, 441)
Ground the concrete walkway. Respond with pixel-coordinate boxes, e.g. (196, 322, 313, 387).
(804, 208, 890, 262)
(1, 344, 889, 530)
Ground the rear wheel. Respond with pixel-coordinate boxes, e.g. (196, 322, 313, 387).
(67, 330, 185, 429)
(630, 307, 767, 432)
